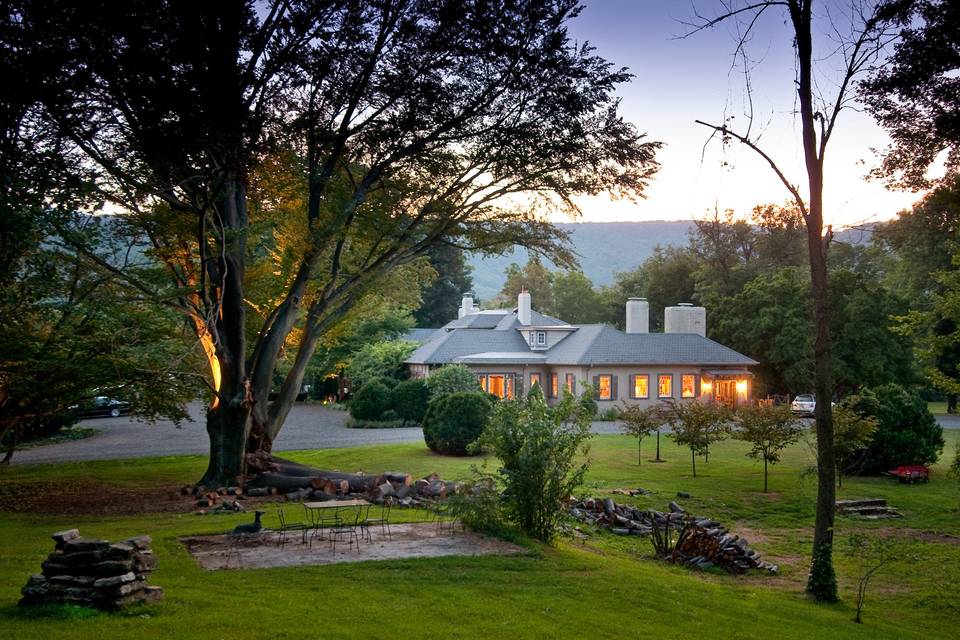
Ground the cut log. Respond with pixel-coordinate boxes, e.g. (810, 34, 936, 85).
(246, 473, 314, 492)
(382, 471, 412, 486)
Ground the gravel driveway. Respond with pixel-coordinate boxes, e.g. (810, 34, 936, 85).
(12, 403, 959, 465)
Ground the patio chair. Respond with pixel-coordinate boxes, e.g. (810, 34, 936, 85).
(275, 505, 310, 548)
(329, 506, 362, 554)
(304, 503, 341, 549)
(361, 501, 392, 542)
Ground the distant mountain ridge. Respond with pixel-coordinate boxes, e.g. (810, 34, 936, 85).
(467, 221, 694, 300)
(467, 219, 873, 300)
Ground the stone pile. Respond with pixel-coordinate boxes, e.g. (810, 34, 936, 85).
(19, 529, 164, 609)
(569, 497, 778, 574)
(836, 498, 902, 520)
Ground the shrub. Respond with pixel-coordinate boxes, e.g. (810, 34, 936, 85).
(422, 391, 492, 455)
(348, 380, 392, 421)
(475, 390, 593, 542)
(425, 364, 480, 398)
(391, 379, 430, 424)
(446, 477, 509, 536)
(578, 385, 598, 417)
(345, 340, 417, 387)
(843, 384, 944, 474)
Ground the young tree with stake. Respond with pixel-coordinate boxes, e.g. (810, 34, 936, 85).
(665, 400, 729, 478)
(734, 403, 804, 492)
(619, 404, 666, 465)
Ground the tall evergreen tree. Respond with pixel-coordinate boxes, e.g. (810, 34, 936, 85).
(413, 244, 473, 328)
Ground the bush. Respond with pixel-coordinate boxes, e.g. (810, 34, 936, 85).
(368, 376, 399, 390)
(843, 384, 944, 474)
(348, 380, 392, 421)
(578, 385, 598, 417)
(425, 364, 480, 398)
(475, 390, 593, 542)
(391, 378, 430, 424)
(345, 340, 417, 387)
(422, 391, 493, 455)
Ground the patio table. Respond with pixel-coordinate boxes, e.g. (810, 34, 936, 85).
(304, 499, 371, 551)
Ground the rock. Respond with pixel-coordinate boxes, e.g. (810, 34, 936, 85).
(93, 572, 137, 588)
(63, 538, 111, 554)
(51, 529, 80, 549)
(668, 501, 685, 513)
(246, 487, 270, 497)
(125, 536, 152, 551)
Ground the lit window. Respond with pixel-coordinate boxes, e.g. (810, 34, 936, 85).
(536, 331, 547, 346)
(550, 373, 559, 398)
(565, 373, 575, 393)
(488, 375, 505, 398)
(633, 374, 649, 399)
(681, 375, 696, 399)
(658, 374, 673, 398)
(530, 373, 541, 389)
(506, 375, 514, 400)
(598, 375, 612, 401)
(478, 375, 487, 392)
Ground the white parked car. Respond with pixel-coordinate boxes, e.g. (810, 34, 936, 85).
(791, 394, 816, 416)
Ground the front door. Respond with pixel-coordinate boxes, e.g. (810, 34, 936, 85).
(716, 380, 736, 407)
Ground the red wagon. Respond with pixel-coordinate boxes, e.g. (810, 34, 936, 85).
(886, 465, 930, 483)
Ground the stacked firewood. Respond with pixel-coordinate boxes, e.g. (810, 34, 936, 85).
(19, 529, 163, 609)
(569, 497, 778, 574)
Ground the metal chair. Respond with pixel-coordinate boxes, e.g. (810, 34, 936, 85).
(275, 505, 310, 548)
(361, 501, 392, 542)
(304, 504, 340, 548)
(329, 506, 362, 554)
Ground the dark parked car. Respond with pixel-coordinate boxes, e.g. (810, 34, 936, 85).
(70, 396, 131, 419)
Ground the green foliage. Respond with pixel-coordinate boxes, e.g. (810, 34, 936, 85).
(843, 384, 945, 474)
(495, 257, 556, 315)
(807, 543, 839, 603)
(527, 381, 544, 401)
(733, 404, 803, 492)
(446, 478, 510, 536)
(619, 405, 666, 465)
(552, 271, 605, 324)
(422, 392, 493, 455)
(665, 400, 730, 477)
(344, 341, 417, 388)
(348, 380, 392, 421)
(948, 441, 960, 509)
(391, 378, 430, 424)
(578, 385, 598, 417)
(832, 404, 879, 484)
(425, 364, 481, 398)
(476, 390, 593, 542)
(413, 244, 474, 328)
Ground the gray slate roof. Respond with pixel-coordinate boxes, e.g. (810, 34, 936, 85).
(407, 328, 532, 364)
(401, 328, 444, 344)
(543, 324, 758, 366)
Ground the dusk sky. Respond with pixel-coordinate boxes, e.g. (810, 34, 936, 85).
(563, 0, 925, 228)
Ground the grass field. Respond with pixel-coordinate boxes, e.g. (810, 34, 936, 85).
(0, 430, 957, 639)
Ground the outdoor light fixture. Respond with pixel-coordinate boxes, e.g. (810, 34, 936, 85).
(735, 380, 748, 394)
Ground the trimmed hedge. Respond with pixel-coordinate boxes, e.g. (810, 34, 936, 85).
(422, 391, 493, 455)
(391, 378, 430, 424)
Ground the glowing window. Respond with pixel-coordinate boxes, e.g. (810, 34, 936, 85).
(550, 373, 559, 398)
(658, 374, 673, 398)
(488, 375, 506, 399)
(477, 375, 487, 392)
(565, 373, 575, 393)
(530, 373, 541, 389)
(506, 375, 514, 400)
(598, 375, 612, 401)
(633, 374, 649, 399)
(681, 375, 696, 399)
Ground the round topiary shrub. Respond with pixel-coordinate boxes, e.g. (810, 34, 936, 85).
(425, 364, 481, 398)
(368, 376, 400, 390)
(391, 378, 430, 424)
(422, 391, 493, 455)
(349, 380, 392, 421)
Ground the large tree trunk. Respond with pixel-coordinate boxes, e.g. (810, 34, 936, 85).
(792, 0, 837, 602)
(200, 393, 251, 487)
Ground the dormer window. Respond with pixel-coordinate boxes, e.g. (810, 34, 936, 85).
(536, 331, 546, 346)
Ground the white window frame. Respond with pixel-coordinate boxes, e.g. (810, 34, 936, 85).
(536, 331, 547, 346)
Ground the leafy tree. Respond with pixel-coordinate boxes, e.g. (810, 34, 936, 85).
(603, 246, 698, 331)
(832, 404, 879, 487)
(390, 378, 429, 425)
(422, 391, 492, 455)
(843, 384, 944, 474)
(344, 340, 417, 388)
(665, 400, 729, 478)
(425, 364, 481, 399)
(860, 0, 960, 189)
(689, 208, 759, 299)
(733, 404, 803, 492)
(10, 0, 660, 485)
(476, 389, 592, 542)
(413, 244, 474, 328)
(619, 404, 666, 465)
(552, 271, 605, 324)
(495, 257, 556, 315)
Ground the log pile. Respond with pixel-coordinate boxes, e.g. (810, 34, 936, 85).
(569, 497, 778, 574)
(19, 529, 164, 609)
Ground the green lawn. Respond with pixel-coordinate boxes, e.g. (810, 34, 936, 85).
(1, 430, 958, 639)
